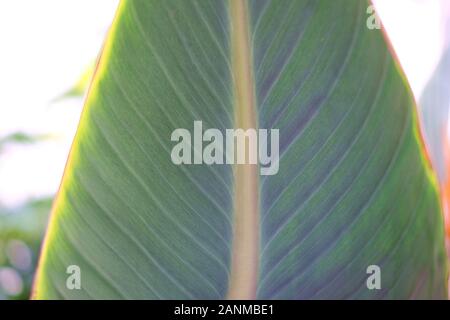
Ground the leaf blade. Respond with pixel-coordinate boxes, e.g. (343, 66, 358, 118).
(34, 0, 448, 299)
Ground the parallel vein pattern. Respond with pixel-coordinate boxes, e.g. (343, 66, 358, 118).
(34, 0, 448, 300)
(35, 0, 233, 299)
(251, 0, 447, 299)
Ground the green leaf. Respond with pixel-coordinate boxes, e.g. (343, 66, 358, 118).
(34, 0, 448, 299)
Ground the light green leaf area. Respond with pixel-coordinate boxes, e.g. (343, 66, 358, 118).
(34, 0, 448, 299)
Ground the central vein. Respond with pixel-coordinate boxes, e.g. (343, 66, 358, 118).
(227, 0, 259, 299)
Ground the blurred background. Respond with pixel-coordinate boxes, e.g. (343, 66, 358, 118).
(0, 0, 449, 300)
(0, 0, 120, 299)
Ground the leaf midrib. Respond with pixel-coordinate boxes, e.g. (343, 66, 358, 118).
(227, 0, 259, 299)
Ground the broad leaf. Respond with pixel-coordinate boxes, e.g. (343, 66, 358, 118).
(34, 0, 448, 299)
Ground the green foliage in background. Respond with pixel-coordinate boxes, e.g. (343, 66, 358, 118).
(0, 196, 51, 299)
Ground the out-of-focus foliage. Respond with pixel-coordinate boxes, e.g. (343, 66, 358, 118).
(420, 45, 450, 183)
(0, 38, 94, 301)
(420, 45, 450, 237)
(53, 62, 95, 102)
(0, 132, 49, 153)
(0, 197, 52, 300)
(0, 135, 52, 299)
(419, 42, 450, 294)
